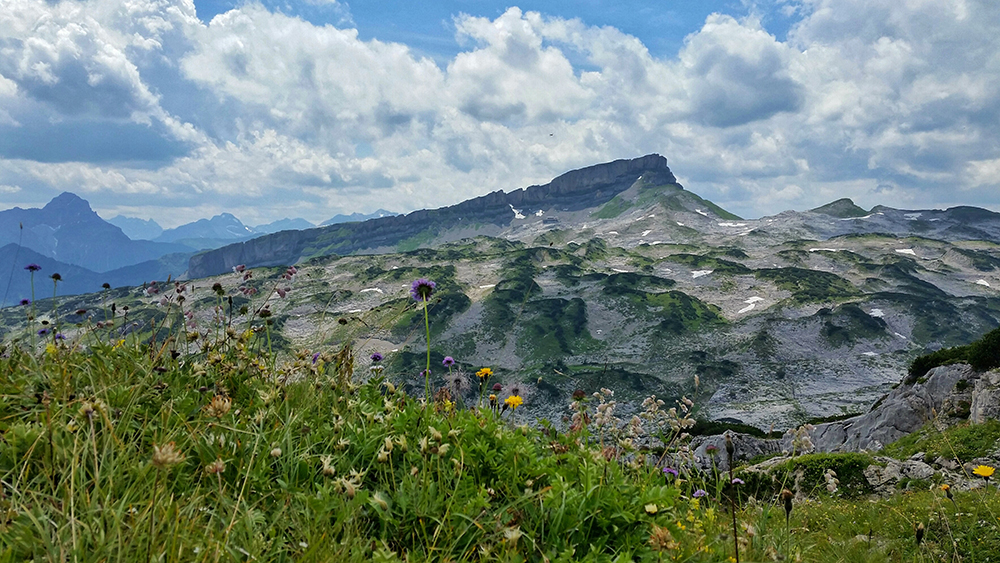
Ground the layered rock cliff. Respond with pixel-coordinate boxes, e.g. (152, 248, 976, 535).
(188, 154, 677, 278)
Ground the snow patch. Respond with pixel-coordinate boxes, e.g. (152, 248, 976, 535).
(607, 231, 619, 235)
(348, 309, 362, 313)
(479, 284, 495, 289)
(976, 279, 991, 287)
(535, 210, 544, 217)
(870, 308, 884, 318)
(862, 352, 878, 357)
(612, 268, 629, 273)
(694, 209, 709, 217)
(809, 248, 841, 252)
(651, 241, 664, 245)
(718, 222, 747, 227)
(676, 222, 685, 226)
(360, 288, 383, 294)
(642, 230, 652, 236)
(744, 296, 764, 304)
(904, 213, 922, 220)
(737, 303, 756, 314)
(509, 204, 525, 219)
(691, 270, 713, 278)
(895, 332, 907, 340)
(895, 249, 916, 256)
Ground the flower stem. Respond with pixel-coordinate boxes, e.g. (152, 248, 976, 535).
(423, 301, 431, 401)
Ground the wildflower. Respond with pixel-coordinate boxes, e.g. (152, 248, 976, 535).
(102, 282, 111, 289)
(644, 503, 658, 514)
(233, 264, 246, 273)
(732, 478, 744, 485)
(693, 489, 708, 498)
(409, 278, 436, 302)
(321, 456, 336, 477)
(505, 395, 523, 410)
(270, 447, 282, 458)
(663, 467, 678, 478)
(312, 352, 320, 364)
(37, 328, 49, 336)
(152, 442, 185, 469)
(442, 356, 455, 367)
(437, 443, 451, 456)
(370, 352, 383, 363)
(916, 522, 925, 545)
(428, 427, 443, 441)
(204, 395, 232, 418)
(493, 383, 503, 392)
(54, 333, 65, 341)
(503, 526, 522, 546)
(50, 273, 61, 281)
(476, 367, 493, 379)
(205, 459, 225, 475)
(371, 492, 389, 511)
(24, 263, 41, 272)
(19, 299, 30, 306)
(974, 465, 995, 479)
(572, 389, 586, 400)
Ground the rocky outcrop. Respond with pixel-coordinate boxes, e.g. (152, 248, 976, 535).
(188, 155, 677, 278)
(789, 364, 993, 453)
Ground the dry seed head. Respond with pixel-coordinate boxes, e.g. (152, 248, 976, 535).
(204, 395, 232, 418)
(205, 458, 226, 475)
(152, 442, 185, 469)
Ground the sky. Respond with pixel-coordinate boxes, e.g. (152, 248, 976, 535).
(0, 0, 999, 228)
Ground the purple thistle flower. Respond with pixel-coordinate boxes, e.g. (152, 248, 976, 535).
(50, 273, 61, 281)
(663, 467, 678, 477)
(409, 278, 436, 302)
(493, 383, 503, 392)
(370, 352, 383, 363)
(312, 352, 320, 364)
(732, 478, 744, 485)
(693, 489, 708, 498)
(442, 356, 455, 367)
(24, 263, 41, 272)
(19, 299, 30, 306)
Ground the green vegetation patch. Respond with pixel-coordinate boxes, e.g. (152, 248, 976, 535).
(881, 419, 1000, 464)
(663, 254, 751, 275)
(591, 195, 633, 219)
(755, 267, 860, 304)
(817, 303, 889, 347)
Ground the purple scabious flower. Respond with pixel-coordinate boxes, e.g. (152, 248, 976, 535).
(312, 352, 320, 364)
(663, 467, 678, 477)
(54, 333, 66, 341)
(692, 489, 707, 498)
(442, 356, 455, 367)
(409, 278, 436, 302)
(37, 328, 49, 336)
(732, 478, 745, 485)
(370, 352, 383, 363)
(25, 264, 41, 272)
(19, 299, 30, 306)
(419, 369, 431, 378)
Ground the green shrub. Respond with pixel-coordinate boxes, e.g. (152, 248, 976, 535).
(968, 326, 1000, 372)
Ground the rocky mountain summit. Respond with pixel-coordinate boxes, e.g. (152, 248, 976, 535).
(188, 154, 677, 278)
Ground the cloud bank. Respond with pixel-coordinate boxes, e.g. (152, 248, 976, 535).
(0, 0, 998, 225)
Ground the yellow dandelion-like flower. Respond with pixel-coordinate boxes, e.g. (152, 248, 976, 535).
(974, 465, 995, 479)
(504, 395, 523, 410)
(476, 367, 493, 379)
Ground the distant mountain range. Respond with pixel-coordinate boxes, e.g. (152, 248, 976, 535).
(321, 209, 397, 226)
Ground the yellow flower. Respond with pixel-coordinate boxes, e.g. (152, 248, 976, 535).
(974, 465, 995, 479)
(476, 367, 493, 379)
(504, 395, 523, 410)
(644, 503, 658, 514)
(940, 484, 951, 491)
